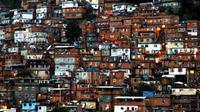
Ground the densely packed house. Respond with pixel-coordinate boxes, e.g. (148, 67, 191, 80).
(0, 0, 200, 112)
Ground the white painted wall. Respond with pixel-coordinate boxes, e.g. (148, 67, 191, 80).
(138, 44, 161, 54)
(62, 1, 78, 8)
(8, 47, 18, 53)
(168, 48, 196, 54)
(161, 2, 180, 7)
(166, 42, 184, 49)
(55, 57, 75, 64)
(1, 108, 17, 112)
(21, 50, 28, 56)
(76, 72, 88, 80)
(22, 13, 33, 19)
(12, 9, 33, 24)
(37, 106, 47, 112)
(85, 0, 99, 9)
(168, 68, 187, 75)
(14, 30, 28, 43)
(36, 13, 46, 19)
(114, 105, 138, 112)
(55, 65, 74, 71)
(172, 88, 197, 96)
(188, 31, 198, 36)
(14, 31, 47, 43)
(127, 5, 136, 12)
(0, 30, 5, 40)
(33, 71, 48, 78)
(26, 55, 43, 60)
(86, 0, 99, 4)
(55, 70, 71, 77)
(36, 7, 47, 13)
(91, 4, 99, 10)
(28, 37, 47, 43)
(36, 7, 47, 19)
(113, 4, 127, 11)
(111, 48, 130, 59)
(112, 4, 135, 13)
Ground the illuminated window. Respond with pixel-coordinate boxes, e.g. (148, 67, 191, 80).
(18, 87, 23, 91)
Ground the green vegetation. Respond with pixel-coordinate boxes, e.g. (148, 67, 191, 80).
(138, 82, 157, 91)
(133, 82, 157, 96)
(52, 107, 70, 112)
(159, 1, 200, 20)
(1, 0, 21, 9)
(16, 69, 35, 78)
(179, 0, 200, 20)
(56, 21, 82, 43)
(120, 0, 200, 19)
(78, 0, 96, 21)
(65, 22, 82, 43)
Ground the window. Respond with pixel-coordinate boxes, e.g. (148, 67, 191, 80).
(134, 79, 137, 82)
(132, 107, 135, 110)
(162, 100, 165, 104)
(121, 107, 124, 110)
(113, 48, 118, 52)
(170, 68, 174, 72)
(154, 45, 157, 47)
(178, 68, 182, 72)
(25, 87, 29, 91)
(19, 94, 22, 98)
(192, 23, 197, 27)
(25, 94, 29, 98)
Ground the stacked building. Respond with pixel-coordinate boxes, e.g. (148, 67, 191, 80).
(0, 0, 200, 112)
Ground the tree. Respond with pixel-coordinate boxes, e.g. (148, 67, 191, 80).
(80, 1, 96, 21)
(52, 107, 70, 112)
(138, 82, 156, 91)
(64, 22, 82, 44)
(16, 69, 35, 78)
(133, 82, 157, 96)
(1, 0, 21, 9)
(168, 0, 200, 19)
